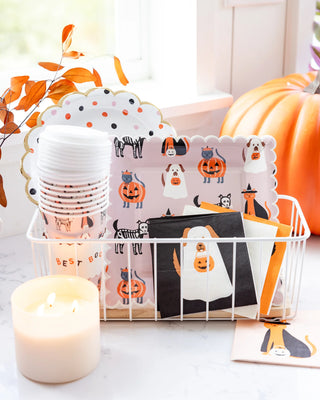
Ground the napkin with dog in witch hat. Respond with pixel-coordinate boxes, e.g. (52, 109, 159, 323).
(148, 212, 256, 318)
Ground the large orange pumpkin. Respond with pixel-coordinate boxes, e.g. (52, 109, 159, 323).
(220, 71, 320, 234)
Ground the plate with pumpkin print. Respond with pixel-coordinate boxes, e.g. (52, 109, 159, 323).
(21, 87, 177, 205)
(105, 134, 278, 312)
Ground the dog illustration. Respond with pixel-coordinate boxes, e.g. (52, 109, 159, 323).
(216, 193, 231, 208)
(243, 137, 267, 173)
(113, 219, 149, 255)
(261, 321, 317, 358)
(81, 215, 94, 229)
(172, 225, 233, 302)
(55, 217, 73, 232)
(242, 184, 270, 220)
(161, 137, 190, 157)
(114, 136, 145, 159)
(161, 164, 187, 199)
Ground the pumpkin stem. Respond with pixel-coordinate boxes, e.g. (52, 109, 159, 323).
(304, 70, 320, 94)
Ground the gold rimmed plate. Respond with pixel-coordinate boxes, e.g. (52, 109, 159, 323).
(21, 87, 177, 205)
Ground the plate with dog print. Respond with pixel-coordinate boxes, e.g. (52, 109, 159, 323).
(105, 134, 278, 312)
(21, 87, 177, 205)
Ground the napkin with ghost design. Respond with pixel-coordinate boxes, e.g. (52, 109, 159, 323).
(148, 212, 256, 318)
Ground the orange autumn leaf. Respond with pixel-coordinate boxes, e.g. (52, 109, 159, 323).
(62, 24, 74, 52)
(26, 111, 40, 128)
(46, 96, 60, 105)
(15, 80, 47, 111)
(38, 62, 64, 72)
(92, 68, 102, 87)
(62, 68, 95, 83)
(62, 51, 85, 59)
(49, 78, 77, 91)
(0, 174, 7, 207)
(47, 80, 77, 103)
(0, 122, 21, 134)
(25, 80, 36, 94)
(114, 56, 129, 86)
(10, 76, 29, 91)
(4, 76, 29, 104)
(0, 96, 6, 110)
(0, 109, 14, 124)
(47, 89, 76, 103)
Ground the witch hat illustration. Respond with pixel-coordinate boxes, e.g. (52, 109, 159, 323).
(241, 183, 257, 194)
(162, 208, 175, 217)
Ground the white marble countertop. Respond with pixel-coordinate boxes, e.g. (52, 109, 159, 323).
(0, 233, 319, 400)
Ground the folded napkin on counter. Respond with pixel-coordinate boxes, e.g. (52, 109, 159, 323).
(232, 311, 320, 368)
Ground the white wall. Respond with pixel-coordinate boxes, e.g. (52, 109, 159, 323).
(197, 0, 314, 100)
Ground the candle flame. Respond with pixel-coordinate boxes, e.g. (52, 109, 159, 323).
(72, 300, 79, 313)
(37, 304, 45, 316)
(47, 292, 56, 308)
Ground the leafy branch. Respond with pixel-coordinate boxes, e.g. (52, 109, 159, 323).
(0, 24, 128, 207)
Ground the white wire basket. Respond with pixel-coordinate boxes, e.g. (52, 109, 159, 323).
(27, 194, 310, 322)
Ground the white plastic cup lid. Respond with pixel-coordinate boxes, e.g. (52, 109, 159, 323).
(37, 124, 112, 173)
(38, 169, 109, 185)
(39, 125, 111, 147)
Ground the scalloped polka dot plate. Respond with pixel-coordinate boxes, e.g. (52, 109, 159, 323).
(21, 87, 177, 205)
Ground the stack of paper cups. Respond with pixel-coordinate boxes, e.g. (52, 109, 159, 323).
(38, 125, 111, 284)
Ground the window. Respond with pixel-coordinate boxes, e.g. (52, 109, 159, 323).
(0, 0, 150, 85)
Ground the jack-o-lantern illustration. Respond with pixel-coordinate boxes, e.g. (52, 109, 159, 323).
(193, 242, 215, 272)
(118, 171, 146, 209)
(198, 147, 227, 183)
(117, 268, 146, 304)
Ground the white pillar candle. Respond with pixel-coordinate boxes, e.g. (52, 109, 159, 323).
(11, 275, 100, 383)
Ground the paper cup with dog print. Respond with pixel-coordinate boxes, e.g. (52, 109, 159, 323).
(41, 207, 108, 283)
(37, 124, 111, 285)
(40, 192, 109, 281)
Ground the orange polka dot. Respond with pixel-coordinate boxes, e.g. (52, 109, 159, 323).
(30, 148, 34, 153)
(65, 113, 71, 120)
(122, 109, 128, 116)
(41, 120, 45, 125)
(92, 101, 98, 106)
(87, 122, 93, 128)
(102, 112, 108, 117)
(159, 124, 163, 129)
(137, 107, 143, 113)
